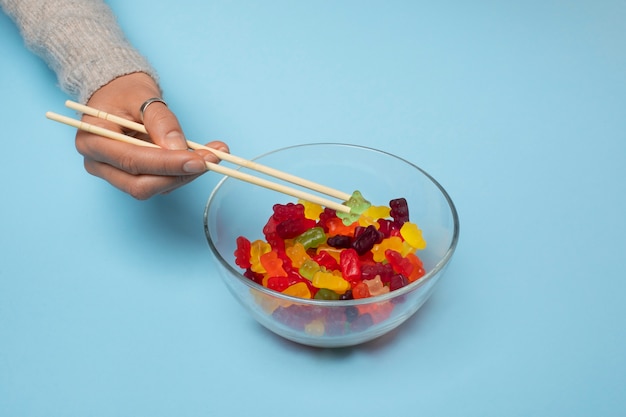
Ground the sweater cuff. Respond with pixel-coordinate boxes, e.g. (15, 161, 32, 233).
(67, 46, 158, 104)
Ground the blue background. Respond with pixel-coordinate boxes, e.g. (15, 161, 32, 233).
(1, 1, 625, 416)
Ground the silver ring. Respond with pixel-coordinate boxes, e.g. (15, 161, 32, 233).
(139, 97, 167, 122)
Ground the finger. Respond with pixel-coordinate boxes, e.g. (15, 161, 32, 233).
(75, 129, 208, 176)
(141, 101, 189, 150)
(83, 157, 203, 200)
(194, 140, 230, 164)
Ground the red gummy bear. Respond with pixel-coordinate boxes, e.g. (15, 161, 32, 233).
(340, 248, 362, 283)
(317, 207, 338, 232)
(384, 249, 414, 278)
(361, 262, 394, 282)
(272, 202, 306, 222)
(276, 217, 317, 239)
(377, 218, 401, 238)
(234, 236, 252, 269)
(312, 250, 340, 271)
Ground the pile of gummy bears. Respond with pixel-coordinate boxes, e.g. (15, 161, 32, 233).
(234, 191, 427, 301)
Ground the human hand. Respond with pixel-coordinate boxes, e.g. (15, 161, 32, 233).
(74, 72, 228, 199)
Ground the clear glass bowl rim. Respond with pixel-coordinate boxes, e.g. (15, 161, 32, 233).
(203, 142, 460, 307)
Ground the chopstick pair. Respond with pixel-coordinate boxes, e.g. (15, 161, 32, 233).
(45, 101, 353, 213)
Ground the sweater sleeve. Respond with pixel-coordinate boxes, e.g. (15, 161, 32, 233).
(1, 0, 158, 103)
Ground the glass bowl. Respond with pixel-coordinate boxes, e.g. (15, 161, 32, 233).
(204, 143, 459, 348)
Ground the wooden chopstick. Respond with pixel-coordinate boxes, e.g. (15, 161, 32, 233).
(64, 100, 353, 202)
(45, 111, 352, 213)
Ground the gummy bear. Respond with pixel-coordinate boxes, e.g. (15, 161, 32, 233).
(362, 205, 391, 219)
(283, 281, 312, 299)
(294, 227, 326, 250)
(285, 242, 310, 268)
(384, 249, 415, 278)
(316, 245, 342, 264)
(276, 217, 317, 239)
(339, 289, 353, 300)
(262, 216, 285, 251)
(388, 273, 409, 291)
(371, 236, 404, 262)
(234, 236, 252, 269)
(351, 281, 371, 299)
(377, 218, 400, 238)
(327, 234, 352, 249)
(358, 205, 391, 228)
(337, 190, 371, 225)
(317, 207, 338, 232)
(272, 202, 306, 222)
(267, 275, 290, 292)
(312, 250, 340, 271)
(352, 225, 383, 255)
(363, 276, 390, 297)
(361, 262, 394, 282)
(299, 259, 321, 281)
(249, 240, 272, 273)
(243, 269, 264, 285)
(404, 252, 426, 282)
(400, 221, 427, 250)
(262, 215, 278, 237)
(312, 270, 351, 294)
(314, 288, 341, 300)
(326, 217, 358, 237)
(298, 199, 324, 220)
(260, 250, 288, 278)
(339, 248, 361, 283)
(234, 191, 428, 302)
(390, 198, 409, 225)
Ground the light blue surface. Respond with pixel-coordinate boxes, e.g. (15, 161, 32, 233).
(1, 1, 625, 416)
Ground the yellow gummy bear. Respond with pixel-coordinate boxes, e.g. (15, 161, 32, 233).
(400, 222, 427, 250)
(282, 282, 312, 299)
(362, 205, 391, 219)
(358, 205, 391, 227)
(249, 240, 272, 273)
(357, 215, 379, 228)
(299, 199, 324, 220)
(312, 270, 351, 294)
(371, 236, 404, 262)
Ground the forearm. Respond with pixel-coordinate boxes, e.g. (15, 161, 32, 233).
(1, 0, 157, 103)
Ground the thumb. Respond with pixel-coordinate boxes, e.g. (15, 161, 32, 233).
(141, 100, 188, 150)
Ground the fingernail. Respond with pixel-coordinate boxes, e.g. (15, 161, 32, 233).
(164, 132, 188, 150)
(183, 159, 207, 173)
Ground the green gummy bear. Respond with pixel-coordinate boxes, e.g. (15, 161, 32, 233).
(337, 190, 371, 225)
(299, 259, 320, 281)
(294, 227, 326, 250)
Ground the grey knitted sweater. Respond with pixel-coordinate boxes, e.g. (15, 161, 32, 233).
(1, 0, 156, 103)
